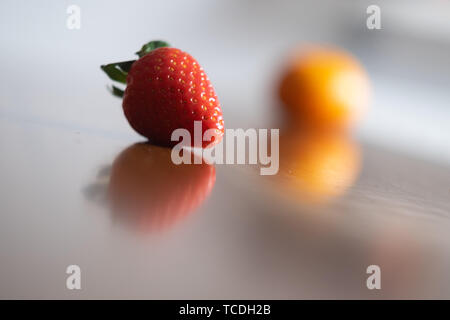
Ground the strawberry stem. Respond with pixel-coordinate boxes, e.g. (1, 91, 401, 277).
(136, 40, 169, 58)
(101, 40, 169, 98)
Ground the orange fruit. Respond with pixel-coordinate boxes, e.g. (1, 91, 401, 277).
(278, 45, 371, 129)
(277, 129, 361, 203)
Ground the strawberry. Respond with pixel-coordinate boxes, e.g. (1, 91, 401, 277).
(108, 143, 216, 232)
(101, 40, 224, 148)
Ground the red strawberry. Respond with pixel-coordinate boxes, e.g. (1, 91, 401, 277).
(101, 41, 224, 148)
(108, 143, 216, 232)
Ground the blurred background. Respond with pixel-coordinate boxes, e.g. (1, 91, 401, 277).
(0, 0, 450, 299)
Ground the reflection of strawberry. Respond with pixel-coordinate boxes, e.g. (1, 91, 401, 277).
(108, 143, 215, 232)
(101, 40, 224, 148)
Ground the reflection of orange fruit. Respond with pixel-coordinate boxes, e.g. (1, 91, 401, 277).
(108, 143, 215, 232)
(278, 46, 371, 129)
(278, 130, 361, 203)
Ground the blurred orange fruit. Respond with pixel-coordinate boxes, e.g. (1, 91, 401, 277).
(277, 129, 361, 203)
(278, 46, 371, 129)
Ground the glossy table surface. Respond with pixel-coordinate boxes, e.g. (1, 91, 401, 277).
(1, 113, 450, 299)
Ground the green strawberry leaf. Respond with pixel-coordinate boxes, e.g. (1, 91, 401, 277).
(101, 40, 169, 98)
(100, 60, 136, 84)
(101, 65, 126, 84)
(136, 40, 169, 58)
(109, 85, 125, 98)
(114, 60, 135, 73)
